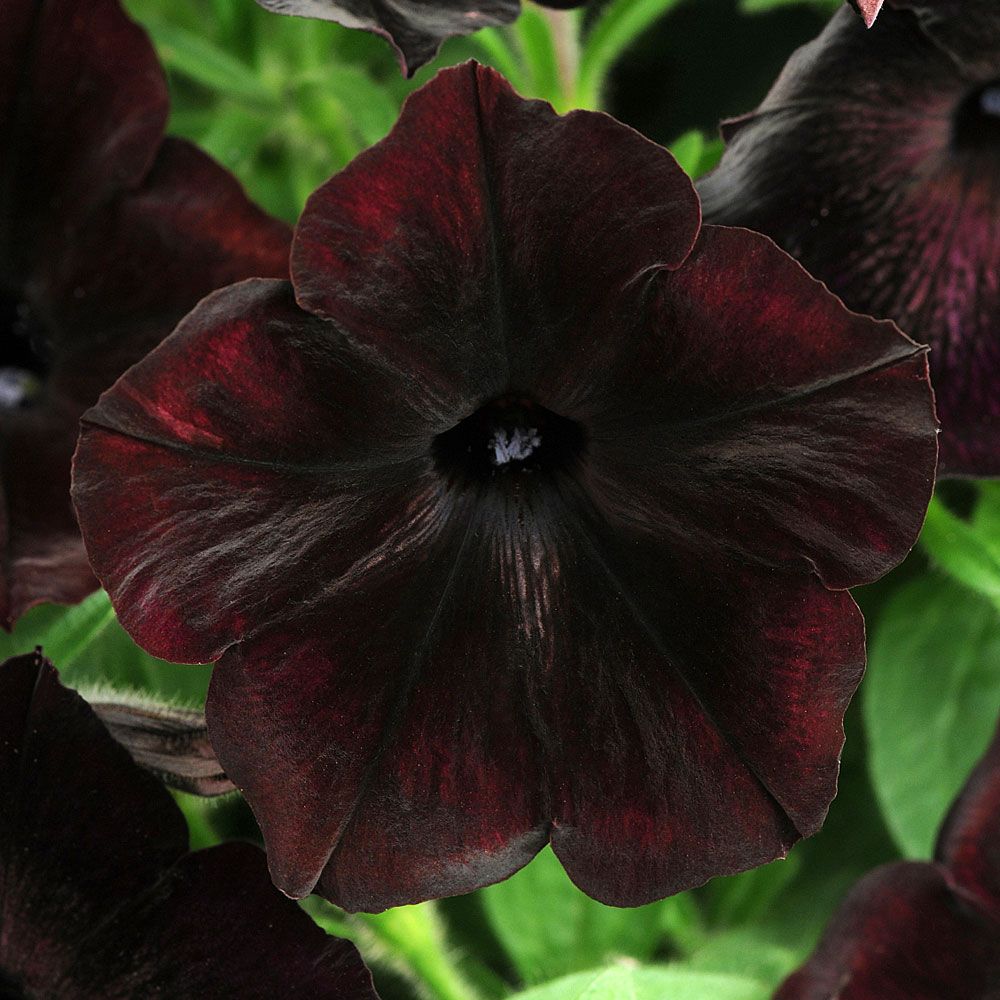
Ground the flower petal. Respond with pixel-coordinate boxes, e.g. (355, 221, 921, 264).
(776, 862, 1000, 1000)
(38, 137, 291, 406)
(0, 652, 377, 999)
(0, 652, 186, 989)
(583, 225, 937, 591)
(206, 486, 862, 911)
(0, 0, 167, 272)
(0, 409, 97, 624)
(293, 62, 699, 407)
(698, 5, 999, 476)
(935, 720, 1000, 913)
(74, 279, 439, 663)
(255, 0, 519, 76)
(0, 0, 290, 625)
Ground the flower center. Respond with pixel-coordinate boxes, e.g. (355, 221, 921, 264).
(952, 80, 1000, 152)
(0, 289, 47, 409)
(432, 394, 585, 485)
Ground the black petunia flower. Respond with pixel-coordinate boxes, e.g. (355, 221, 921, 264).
(254, 0, 585, 76)
(0, 0, 291, 626)
(698, 1, 1000, 477)
(0, 651, 378, 999)
(73, 63, 937, 913)
(777, 717, 1000, 999)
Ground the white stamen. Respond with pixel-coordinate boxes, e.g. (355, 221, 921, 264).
(0, 368, 40, 408)
(490, 427, 541, 466)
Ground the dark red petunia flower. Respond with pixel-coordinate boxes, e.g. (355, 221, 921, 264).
(0, 0, 291, 626)
(0, 651, 378, 999)
(72, 63, 937, 912)
(698, 1, 1000, 477)
(776, 719, 1000, 1000)
(254, 0, 585, 76)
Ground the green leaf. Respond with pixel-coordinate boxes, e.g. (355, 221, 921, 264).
(509, 965, 768, 1000)
(577, 0, 684, 109)
(695, 137, 725, 178)
(864, 574, 1000, 857)
(0, 592, 210, 705)
(481, 847, 699, 985)
(919, 496, 1000, 611)
(463, 28, 530, 93)
(668, 130, 705, 178)
(515, 5, 563, 106)
(319, 65, 401, 148)
(972, 481, 1000, 539)
(359, 903, 484, 1000)
(143, 19, 277, 105)
(684, 929, 798, 988)
(700, 856, 801, 929)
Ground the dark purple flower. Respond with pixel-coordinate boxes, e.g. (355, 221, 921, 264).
(72, 63, 937, 912)
(0, 651, 378, 999)
(776, 718, 1000, 999)
(255, 0, 585, 76)
(698, 1, 1000, 477)
(0, 0, 291, 626)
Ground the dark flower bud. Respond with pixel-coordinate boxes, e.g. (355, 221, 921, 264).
(90, 699, 235, 797)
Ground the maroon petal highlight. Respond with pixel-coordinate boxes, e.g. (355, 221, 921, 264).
(74, 64, 937, 911)
(0, 653, 378, 999)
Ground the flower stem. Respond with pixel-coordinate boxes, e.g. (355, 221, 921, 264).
(358, 903, 483, 1000)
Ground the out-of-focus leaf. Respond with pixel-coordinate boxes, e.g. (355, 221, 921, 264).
(509, 965, 768, 1000)
(700, 856, 801, 929)
(515, 6, 564, 109)
(919, 497, 1000, 611)
(865, 574, 1000, 857)
(683, 929, 799, 988)
(480, 846, 696, 985)
(972, 481, 1000, 542)
(142, 19, 277, 104)
(669, 130, 704, 177)
(695, 137, 725, 178)
(722, 699, 897, 956)
(577, 0, 684, 109)
(319, 65, 401, 147)
(0, 591, 210, 704)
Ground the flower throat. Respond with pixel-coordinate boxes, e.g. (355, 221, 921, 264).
(953, 80, 1000, 152)
(432, 393, 585, 485)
